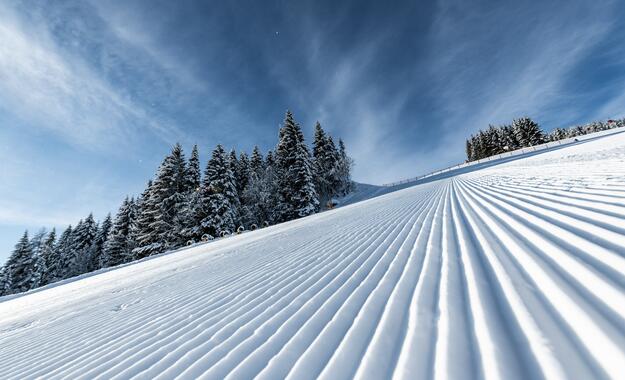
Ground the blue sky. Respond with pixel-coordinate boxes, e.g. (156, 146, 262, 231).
(1, 0, 625, 260)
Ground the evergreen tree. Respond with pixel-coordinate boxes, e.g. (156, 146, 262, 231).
(180, 187, 203, 242)
(549, 127, 567, 142)
(186, 144, 201, 192)
(235, 152, 252, 225)
(30, 228, 47, 258)
(313, 122, 328, 160)
(29, 228, 48, 284)
(5, 232, 41, 294)
(227, 149, 242, 225)
(69, 214, 98, 277)
(275, 111, 319, 221)
(56, 225, 74, 280)
(200, 144, 238, 236)
(88, 214, 112, 271)
(473, 132, 485, 159)
(465, 138, 473, 162)
(513, 117, 545, 147)
(467, 135, 477, 161)
(266, 150, 275, 165)
(133, 181, 154, 259)
(250, 146, 265, 174)
(179, 145, 204, 242)
(39, 228, 59, 285)
(0, 265, 10, 296)
(312, 122, 334, 208)
(336, 138, 354, 196)
(502, 125, 519, 151)
(243, 147, 277, 226)
(236, 152, 251, 199)
(479, 130, 493, 157)
(568, 125, 585, 138)
(134, 144, 188, 257)
(486, 125, 504, 156)
(58, 221, 80, 279)
(104, 197, 136, 267)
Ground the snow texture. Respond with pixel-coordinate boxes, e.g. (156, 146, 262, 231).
(2, 130, 625, 379)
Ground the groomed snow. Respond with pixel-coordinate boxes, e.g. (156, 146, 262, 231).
(2, 131, 625, 379)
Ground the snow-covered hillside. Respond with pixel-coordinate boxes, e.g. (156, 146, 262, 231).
(2, 131, 625, 379)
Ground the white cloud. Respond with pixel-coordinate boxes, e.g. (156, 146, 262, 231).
(0, 4, 186, 150)
(90, 1, 207, 94)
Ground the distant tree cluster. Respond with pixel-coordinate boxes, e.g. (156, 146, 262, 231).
(465, 117, 546, 162)
(546, 118, 625, 142)
(0, 111, 353, 297)
(466, 117, 625, 162)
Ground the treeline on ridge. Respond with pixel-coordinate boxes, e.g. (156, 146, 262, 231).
(0, 111, 353, 296)
(466, 116, 625, 162)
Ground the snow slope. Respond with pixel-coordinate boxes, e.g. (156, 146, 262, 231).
(2, 131, 625, 379)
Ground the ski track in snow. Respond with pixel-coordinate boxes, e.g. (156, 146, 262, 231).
(2, 131, 625, 379)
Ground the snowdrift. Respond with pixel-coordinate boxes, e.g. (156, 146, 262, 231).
(2, 130, 625, 379)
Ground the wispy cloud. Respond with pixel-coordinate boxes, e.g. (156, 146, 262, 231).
(428, 0, 617, 133)
(0, 3, 187, 150)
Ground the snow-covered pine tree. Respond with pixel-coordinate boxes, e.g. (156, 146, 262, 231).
(324, 135, 342, 200)
(58, 220, 80, 279)
(501, 125, 518, 151)
(266, 150, 275, 166)
(472, 133, 484, 160)
(161, 144, 189, 249)
(275, 111, 319, 221)
(481, 129, 494, 157)
(186, 145, 201, 192)
(274, 114, 295, 221)
(312, 122, 334, 208)
(486, 125, 504, 155)
(179, 145, 204, 242)
(549, 128, 567, 142)
(228, 149, 238, 168)
(69, 214, 98, 277)
(263, 150, 279, 224)
(39, 228, 58, 286)
(56, 225, 73, 279)
(569, 125, 585, 138)
(0, 265, 10, 296)
(30, 228, 47, 257)
(103, 197, 136, 267)
(237, 153, 250, 199)
(513, 117, 545, 147)
(243, 147, 277, 226)
(133, 181, 156, 259)
(483, 128, 494, 157)
(293, 136, 319, 217)
(5, 232, 41, 294)
(275, 112, 299, 221)
(227, 149, 242, 226)
(336, 138, 354, 196)
(87, 213, 112, 272)
(180, 188, 204, 242)
(126, 197, 138, 251)
(200, 144, 238, 236)
(134, 144, 188, 257)
(250, 146, 265, 174)
(467, 135, 477, 161)
(496, 126, 508, 154)
(465, 138, 473, 162)
(228, 149, 238, 186)
(236, 152, 252, 226)
(29, 228, 48, 284)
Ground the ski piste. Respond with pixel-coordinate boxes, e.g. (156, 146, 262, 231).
(2, 129, 625, 379)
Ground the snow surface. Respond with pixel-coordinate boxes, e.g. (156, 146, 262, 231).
(2, 131, 625, 379)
